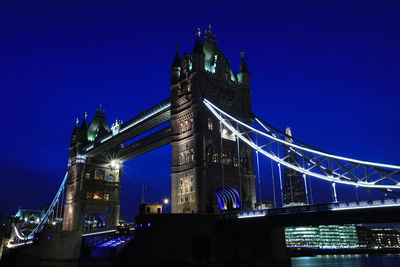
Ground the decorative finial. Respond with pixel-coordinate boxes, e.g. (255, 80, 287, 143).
(75, 117, 79, 126)
(208, 24, 212, 31)
(175, 44, 179, 52)
(99, 104, 103, 110)
(84, 112, 87, 119)
(196, 28, 201, 38)
(241, 49, 245, 59)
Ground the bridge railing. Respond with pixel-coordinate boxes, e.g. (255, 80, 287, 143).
(234, 198, 400, 219)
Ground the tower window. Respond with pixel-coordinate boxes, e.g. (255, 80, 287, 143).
(85, 173, 90, 179)
(95, 169, 105, 180)
(208, 118, 213, 130)
(93, 192, 102, 200)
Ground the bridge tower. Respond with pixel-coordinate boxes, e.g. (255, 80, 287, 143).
(62, 108, 122, 231)
(170, 27, 256, 214)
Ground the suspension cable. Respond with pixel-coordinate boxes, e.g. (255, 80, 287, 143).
(255, 134, 262, 202)
(219, 121, 225, 202)
(308, 174, 314, 204)
(236, 133, 243, 211)
(270, 158, 277, 208)
(277, 144, 284, 207)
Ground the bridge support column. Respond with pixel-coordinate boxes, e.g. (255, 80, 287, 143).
(121, 214, 290, 266)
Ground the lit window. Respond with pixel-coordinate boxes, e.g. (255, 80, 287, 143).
(104, 193, 110, 201)
(86, 192, 92, 199)
(221, 127, 235, 141)
(207, 118, 213, 130)
(93, 192, 102, 200)
(86, 173, 90, 179)
(107, 175, 113, 182)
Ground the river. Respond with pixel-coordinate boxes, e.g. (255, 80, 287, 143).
(292, 254, 400, 266)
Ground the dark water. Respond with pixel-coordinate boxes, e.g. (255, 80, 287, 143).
(292, 254, 400, 267)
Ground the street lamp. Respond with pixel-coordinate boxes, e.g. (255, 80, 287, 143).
(110, 160, 120, 169)
(163, 198, 169, 205)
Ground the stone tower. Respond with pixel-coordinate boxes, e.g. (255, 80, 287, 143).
(283, 127, 307, 206)
(170, 27, 256, 214)
(63, 108, 122, 231)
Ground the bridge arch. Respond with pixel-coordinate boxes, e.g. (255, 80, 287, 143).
(215, 187, 241, 211)
(82, 212, 107, 232)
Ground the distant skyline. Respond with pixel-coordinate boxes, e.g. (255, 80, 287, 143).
(1, 1, 399, 221)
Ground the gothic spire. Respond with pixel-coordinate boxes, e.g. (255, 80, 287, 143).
(171, 45, 181, 68)
(192, 28, 204, 55)
(239, 50, 249, 73)
(80, 112, 88, 130)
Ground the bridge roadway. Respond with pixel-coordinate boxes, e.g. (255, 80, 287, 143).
(232, 199, 400, 226)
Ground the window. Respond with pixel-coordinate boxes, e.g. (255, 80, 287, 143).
(221, 128, 235, 141)
(86, 192, 92, 199)
(93, 192, 102, 200)
(85, 173, 90, 179)
(157, 208, 161, 214)
(95, 169, 105, 180)
(104, 193, 110, 201)
(146, 207, 150, 213)
(107, 175, 113, 182)
(207, 118, 213, 130)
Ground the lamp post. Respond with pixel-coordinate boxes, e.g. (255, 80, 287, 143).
(163, 198, 170, 213)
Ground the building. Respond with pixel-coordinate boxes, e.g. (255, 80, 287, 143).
(139, 204, 163, 215)
(285, 224, 359, 249)
(283, 127, 307, 207)
(368, 227, 400, 248)
(15, 208, 44, 224)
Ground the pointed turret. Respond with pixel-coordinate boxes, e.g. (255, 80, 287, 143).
(191, 28, 205, 72)
(87, 105, 111, 142)
(180, 51, 190, 78)
(70, 118, 80, 146)
(238, 50, 250, 87)
(192, 28, 204, 55)
(171, 46, 181, 68)
(170, 45, 181, 84)
(202, 25, 222, 72)
(80, 112, 88, 130)
(79, 112, 88, 143)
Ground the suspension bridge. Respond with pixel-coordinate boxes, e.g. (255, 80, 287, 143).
(2, 28, 400, 265)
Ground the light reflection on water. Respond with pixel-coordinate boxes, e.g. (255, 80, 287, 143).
(292, 254, 400, 267)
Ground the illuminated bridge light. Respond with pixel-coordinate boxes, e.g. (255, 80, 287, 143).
(203, 99, 400, 190)
(237, 210, 267, 219)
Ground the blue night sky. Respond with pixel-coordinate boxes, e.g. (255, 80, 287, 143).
(1, 1, 399, 221)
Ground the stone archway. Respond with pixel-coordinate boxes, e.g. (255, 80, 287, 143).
(82, 212, 107, 231)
